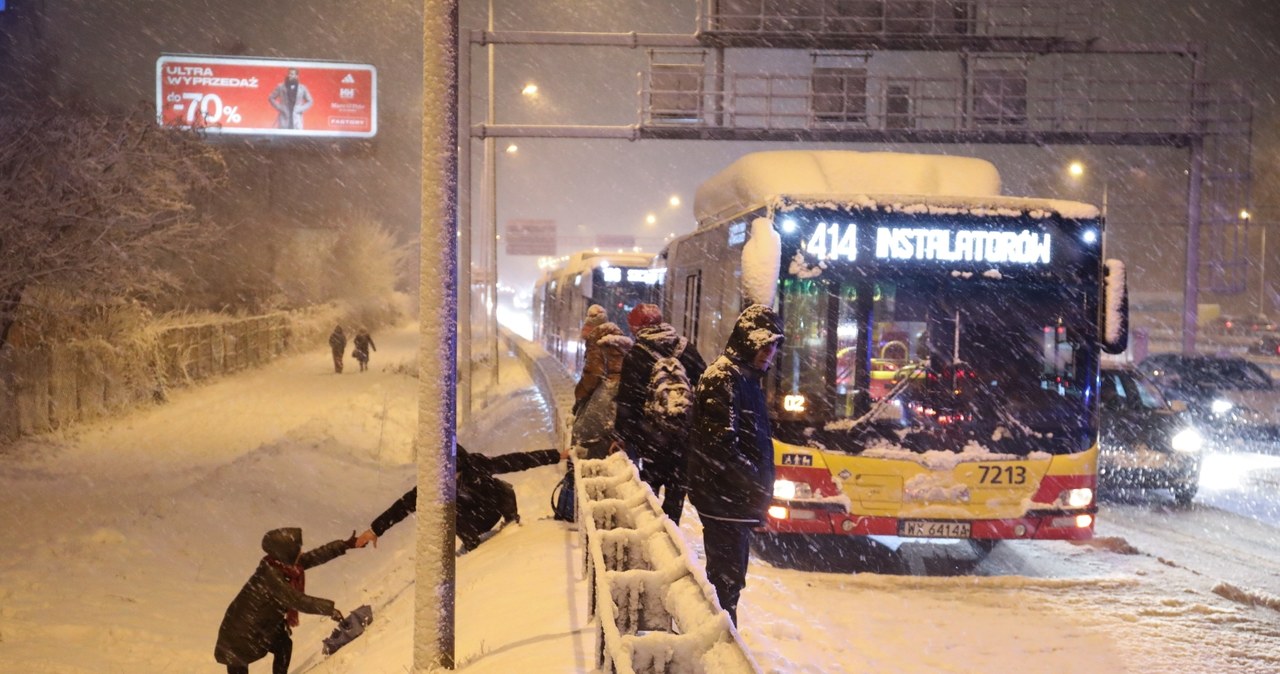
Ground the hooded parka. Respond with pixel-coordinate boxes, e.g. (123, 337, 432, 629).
(214, 528, 351, 667)
(687, 304, 785, 524)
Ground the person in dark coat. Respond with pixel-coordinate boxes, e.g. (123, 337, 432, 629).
(354, 444, 566, 552)
(328, 325, 346, 374)
(214, 527, 356, 674)
(614, 303, 706, 523)
(352, 328, 376, 372)
(686, 304, 784, 626)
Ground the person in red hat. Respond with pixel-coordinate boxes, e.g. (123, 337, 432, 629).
(614, 303, 706, 523)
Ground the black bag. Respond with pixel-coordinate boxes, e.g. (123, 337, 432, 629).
(322, 604, 374, 656)
(551, 463, 575, 522)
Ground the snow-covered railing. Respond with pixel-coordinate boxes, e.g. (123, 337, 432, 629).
(500, 327, 576, 449)
(576, 453, 761, 674)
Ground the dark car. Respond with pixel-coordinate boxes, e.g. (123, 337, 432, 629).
(1137, 353, 1280, 443)
(1098, 364, 1204, 505)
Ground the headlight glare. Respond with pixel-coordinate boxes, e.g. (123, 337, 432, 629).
(773, 479, 813, 499)
(1171, 427, 1204, 453)
(1060, 488, 1094, 509)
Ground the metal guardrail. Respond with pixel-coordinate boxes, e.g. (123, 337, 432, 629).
(698, 0, 1099, 41)
(577, 453, 761, 674)
(502, 327, 758, 673)
(641, 70, 1251, 140)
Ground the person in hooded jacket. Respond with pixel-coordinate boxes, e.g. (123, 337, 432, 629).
(614, 303, 706, 522)
(214, 527, 356, 674)
(686, 304, 784, 626)
(328, 326, 346, 374)
(572, 304, 610, 414)
(572, 320, 633, 458)
(354, 444, 566, 552)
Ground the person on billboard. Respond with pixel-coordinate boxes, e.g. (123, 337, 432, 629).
(268, 68, 314, 130)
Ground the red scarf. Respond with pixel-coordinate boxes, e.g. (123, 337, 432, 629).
(264, 556, 306, 627)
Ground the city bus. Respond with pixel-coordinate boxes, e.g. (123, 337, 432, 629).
(661, 150, 1126, 547)
(533, 250, 661, 374)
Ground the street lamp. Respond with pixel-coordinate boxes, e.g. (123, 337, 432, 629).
(521, 82, 539, 97)
(669, 195, 681, 207)
(1066, 160, 1107, 218)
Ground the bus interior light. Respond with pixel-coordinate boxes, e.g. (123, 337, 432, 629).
(1081, 228, 1099, 244)
(782, 218, 799, 233)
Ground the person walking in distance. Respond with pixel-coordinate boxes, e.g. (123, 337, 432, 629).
(352, 328, 376, 372)
(613, 303, 706, 523)
(328, 326, 346, 374)
(686, 304, 784, 626)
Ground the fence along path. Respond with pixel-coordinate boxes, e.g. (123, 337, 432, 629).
(505, 328, 759, 674)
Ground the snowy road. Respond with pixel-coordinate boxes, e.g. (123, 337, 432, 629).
(3, 322, 1280, 673)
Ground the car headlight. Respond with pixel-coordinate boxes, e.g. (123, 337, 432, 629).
(773, 479, 813, 500)
(1211, 399, 1235, 415)
(1170, 427, 1204, 453)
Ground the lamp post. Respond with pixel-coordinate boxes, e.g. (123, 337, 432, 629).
(1067, 160, 1107, 218)
(1245, 209, 1265, 315)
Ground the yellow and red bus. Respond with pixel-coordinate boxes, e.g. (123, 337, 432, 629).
(660, 150, 1126, 548)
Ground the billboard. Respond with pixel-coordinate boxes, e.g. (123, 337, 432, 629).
(506, 219, 557, 256)
(156, 55, 376, 138)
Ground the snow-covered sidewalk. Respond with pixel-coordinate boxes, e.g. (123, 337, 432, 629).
(0, 322, 592, 673)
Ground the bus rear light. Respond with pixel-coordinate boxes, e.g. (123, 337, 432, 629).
(768, 505, 789, 520)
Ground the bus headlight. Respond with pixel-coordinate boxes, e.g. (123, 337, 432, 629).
(1170, 428, 1204, 453)
(773, 480, 813, 500)
(1211, 399, 1235, 415)
(1059, 488, 1094, 508)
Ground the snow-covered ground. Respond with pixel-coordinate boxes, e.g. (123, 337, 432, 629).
(2, 322, 1279, 673)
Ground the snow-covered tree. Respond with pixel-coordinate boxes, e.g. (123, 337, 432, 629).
(0, 108, 227, 347)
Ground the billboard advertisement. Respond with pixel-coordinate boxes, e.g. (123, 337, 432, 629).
(156, 55, 376, 138)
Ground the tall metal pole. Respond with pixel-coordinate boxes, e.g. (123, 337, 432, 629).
(417, 0, 458, 669)
(485, 0, 500, 396)
(1182, 53, 1205, 355)
(458, 20, 473, 424)
(1183, 137, 1205, 355)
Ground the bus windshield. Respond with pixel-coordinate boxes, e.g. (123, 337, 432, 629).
(776, 277, 1098, 456)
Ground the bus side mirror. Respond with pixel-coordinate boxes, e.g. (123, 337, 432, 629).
(1101, 259, 1129, 355)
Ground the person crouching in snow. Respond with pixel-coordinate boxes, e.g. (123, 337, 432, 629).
(215, 527, 357, 674)
(355, 444, 566, 553)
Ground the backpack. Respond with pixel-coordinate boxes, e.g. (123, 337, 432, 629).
(551, 463, 575, 522)
(641, 339, 695, 436)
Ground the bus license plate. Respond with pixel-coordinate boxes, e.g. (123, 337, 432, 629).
(899, 520, 971, 538)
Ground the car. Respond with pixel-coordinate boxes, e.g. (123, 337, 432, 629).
(1247, 331, 1280, 358)
(1204, 314, 1276, 337)
(1098, 363, 1204, 505)
(1137, 353, 1280, 443)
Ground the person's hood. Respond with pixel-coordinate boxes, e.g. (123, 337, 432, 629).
(725, 304, 784, 364)
(262, 527, 303, 563)
(636, 322, 682, 354)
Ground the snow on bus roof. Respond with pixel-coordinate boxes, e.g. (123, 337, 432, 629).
(536, 250, 655, 283)
(694, 150, 1098, 225)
